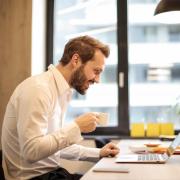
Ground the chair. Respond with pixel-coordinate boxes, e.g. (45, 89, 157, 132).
(94, 137, 110, 148)
(0, 150, 5, 180)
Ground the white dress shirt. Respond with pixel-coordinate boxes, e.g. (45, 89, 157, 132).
(2, 64, 100, 180)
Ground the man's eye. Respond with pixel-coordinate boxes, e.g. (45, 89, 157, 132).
(94, 71, 100, 75)
(94, 69, 102, 74)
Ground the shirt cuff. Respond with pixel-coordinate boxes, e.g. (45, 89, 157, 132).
(85, 147, 101, 158)
(80, 147, 101, 162)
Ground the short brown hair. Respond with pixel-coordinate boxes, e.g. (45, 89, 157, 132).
(59, 35, 110, 65)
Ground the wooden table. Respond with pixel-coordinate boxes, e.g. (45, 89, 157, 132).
(81, 139, 180, 180)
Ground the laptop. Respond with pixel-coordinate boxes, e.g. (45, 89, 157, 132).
(116, 133, 180, 164)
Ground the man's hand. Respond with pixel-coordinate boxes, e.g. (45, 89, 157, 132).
(75, 113, 98, 133)
(100, 142, 120, 157)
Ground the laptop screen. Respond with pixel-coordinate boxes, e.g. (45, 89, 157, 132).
(167, 133, 180, 156)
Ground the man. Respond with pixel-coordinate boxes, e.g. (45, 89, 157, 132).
(2, 36, 119, 180)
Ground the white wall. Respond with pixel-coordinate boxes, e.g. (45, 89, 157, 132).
(31, 0, 46, 75)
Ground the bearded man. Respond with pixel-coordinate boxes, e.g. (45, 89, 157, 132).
(2, 35, 119, 180)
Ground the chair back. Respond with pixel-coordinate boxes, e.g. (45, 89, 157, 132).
(0, 150, 5, 180)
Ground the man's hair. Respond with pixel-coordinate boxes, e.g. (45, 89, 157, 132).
(59, 35, 110, 65)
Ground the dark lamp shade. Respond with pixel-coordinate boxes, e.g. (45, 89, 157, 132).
(154, 0, 180, 24)
(154, 0, 180, 15)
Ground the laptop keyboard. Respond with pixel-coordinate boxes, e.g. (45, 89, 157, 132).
(138, 154, 160, 161)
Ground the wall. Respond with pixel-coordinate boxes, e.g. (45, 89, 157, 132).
(0, 0, 32, 147)
(31, 0, 46, 75)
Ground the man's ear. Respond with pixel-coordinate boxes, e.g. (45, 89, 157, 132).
(71, 53, 81, 67)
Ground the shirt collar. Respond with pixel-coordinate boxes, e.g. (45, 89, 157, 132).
(48, 64, 72, 96)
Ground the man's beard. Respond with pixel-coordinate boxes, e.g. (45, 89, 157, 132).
(69, 65, 88, 95)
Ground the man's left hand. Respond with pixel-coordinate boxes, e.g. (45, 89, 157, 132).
(100, 142, 120, 158)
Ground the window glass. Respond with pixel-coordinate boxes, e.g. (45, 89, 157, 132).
(53, 0, 118, 126)
(128, 0, 180, 129)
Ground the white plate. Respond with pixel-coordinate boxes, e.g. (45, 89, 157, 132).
(129, 145, 148, 153)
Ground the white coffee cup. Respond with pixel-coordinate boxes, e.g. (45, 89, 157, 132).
(94, 112, 109, 126)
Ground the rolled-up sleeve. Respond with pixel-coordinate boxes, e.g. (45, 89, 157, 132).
(60, 144, 100, 162)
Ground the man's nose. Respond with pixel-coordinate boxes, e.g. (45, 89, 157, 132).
(94, 75, 100, 83)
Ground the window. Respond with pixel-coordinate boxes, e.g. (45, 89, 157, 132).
(169, 26, 180, 42)
(47, 0, 128, 135)
(47, 0, 180, 135)
(53, 0, 119, 128)
(128, 0, 180, 130)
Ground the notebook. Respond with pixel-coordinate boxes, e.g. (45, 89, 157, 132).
(116, 133, 180, 164)
(92, 158, 129, 173)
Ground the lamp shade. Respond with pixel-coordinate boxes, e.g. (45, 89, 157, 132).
(154, 0, 180, 15)
(154, 0, 180, 24)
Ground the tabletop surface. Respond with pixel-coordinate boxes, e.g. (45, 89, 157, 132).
(81, 139, 180, 180)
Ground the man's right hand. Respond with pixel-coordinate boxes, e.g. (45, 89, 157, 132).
(75, 113, 98, 133)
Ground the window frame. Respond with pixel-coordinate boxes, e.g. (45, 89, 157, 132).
(46, 0, 130, 136)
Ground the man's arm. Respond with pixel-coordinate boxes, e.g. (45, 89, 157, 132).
(17, 85, 82, 163)
(59, 142, 119, 162)
(59, 144, 100, 162)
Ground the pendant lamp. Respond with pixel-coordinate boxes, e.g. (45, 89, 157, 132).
(154, 0, 180, 24)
